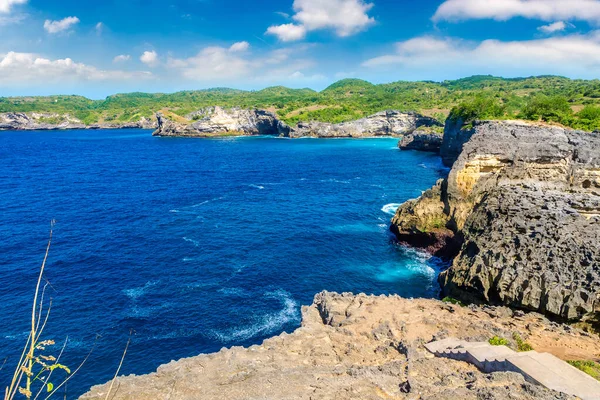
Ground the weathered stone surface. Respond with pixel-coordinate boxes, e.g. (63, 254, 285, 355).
(391, 120, 600, 321)
(290, 110, 442, 138)
(81, 292, 597, 400)
(153, 107, 291, 137)
(398, 130, 444, 153)
(0, 112, 155, 130)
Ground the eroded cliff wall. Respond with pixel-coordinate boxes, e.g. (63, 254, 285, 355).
(391, 120, 600, 320)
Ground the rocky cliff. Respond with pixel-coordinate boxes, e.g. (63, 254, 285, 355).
(398, 130, 444, 152)
(391, 120, 600, 321)
(289, 110, 442, 138)
(151, 108, 442, 138)
(81, 291, 598, 400)
(153, 107, 291, 137)
(0, 112, 156, 130)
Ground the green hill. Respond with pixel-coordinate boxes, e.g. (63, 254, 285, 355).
(1, 75, 600, 130)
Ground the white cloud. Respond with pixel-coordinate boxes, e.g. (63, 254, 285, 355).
(433, 0, 600, 23)
(113, 54, 131, 63)
(538, 21, 569, 33)
(140, 50, 158, 67)
(0, 0, 27, 14)
(362, 33, 600, 78)
(229, 41, 250, 52)
(166, 42, 322, 85)
(43, 16, 79, 34)
(266, 23, 307, 41)
(266, 0, 374, 41)
(0, 51, 152, 85)
(95, 22, 103, 35)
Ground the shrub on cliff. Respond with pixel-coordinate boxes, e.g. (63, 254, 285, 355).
(448, 95, 507, 125)
(520, 95, 573, 125)
(574, 105, 600, 131)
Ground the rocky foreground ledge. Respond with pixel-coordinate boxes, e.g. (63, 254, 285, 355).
(391, 119, 600, 321)
(81, 292, 599, 400)
(152, 106, 442, 140)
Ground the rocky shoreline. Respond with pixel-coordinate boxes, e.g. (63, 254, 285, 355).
(391, 119, 600, 322)
(152, 106, 442, 141)
(0, 112, 156, 131)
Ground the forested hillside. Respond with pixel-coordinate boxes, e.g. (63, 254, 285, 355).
(2, 75, 600, 130)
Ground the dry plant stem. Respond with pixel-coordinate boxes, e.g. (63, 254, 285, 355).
(104, 334, 132, 400)
(5, 227, 53, 400)
(32, 338, 68, 400)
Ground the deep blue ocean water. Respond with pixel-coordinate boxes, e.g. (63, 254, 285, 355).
(0, 129, 447, 398)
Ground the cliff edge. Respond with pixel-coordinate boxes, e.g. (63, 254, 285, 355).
(81, 292, 598, 400)
(391, 120, 600, 321)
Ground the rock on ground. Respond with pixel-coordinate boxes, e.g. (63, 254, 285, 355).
(81, 292, 599, 400)
(391, 120, 600, 321)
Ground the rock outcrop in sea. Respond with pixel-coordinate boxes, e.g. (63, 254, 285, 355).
(152, 107, 442, 138)
(391, 119, 600, 321)
(0, 112, 156, 130)
(81, 291, 598, 399)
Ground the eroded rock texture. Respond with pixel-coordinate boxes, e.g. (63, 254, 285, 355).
(153, 107, 291, 137)
(290, 110, 441, 138)
(391, 120, 600, 320)
(398, 130, 443, 153)
(82, 292, 597, 400)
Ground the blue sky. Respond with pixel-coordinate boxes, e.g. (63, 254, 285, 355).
(1, 0, 600, 98)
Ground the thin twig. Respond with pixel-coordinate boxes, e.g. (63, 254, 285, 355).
(104, 332, 132, 400)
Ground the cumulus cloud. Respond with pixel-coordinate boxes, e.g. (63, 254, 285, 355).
(44, 16, 79, 34)
(433, 0, 600, 23)
(166, 42, 322, 84)
(266, 23, 307, 41)
(140, 50, 158, 67)
(266, 0, 375, 41)
(113, 54, 131, 63)
(538, 21, 569, 33)
(0, 51, 152, 85)
(362, 32, 600, 78)
(0, 0, 27, 14)
(229, 41, 250, 52)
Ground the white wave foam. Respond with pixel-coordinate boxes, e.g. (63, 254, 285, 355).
(182, 237, 200, 247)
(211, 290, 299, 343)
(217, 287, 250, 297)
(381, 203, 401, 215)
(123, 280, 159, 301)
(320, 178, 350, 184)
(249, 184, 265, 190)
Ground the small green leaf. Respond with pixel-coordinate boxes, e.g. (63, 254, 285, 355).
(47, 382, 54, 392)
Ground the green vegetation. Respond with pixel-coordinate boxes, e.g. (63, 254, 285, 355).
(488, 336, 510, 346)
(2, 75, 600, 130)
(512, 332, 534, 352)
(567, 360, 600, 381)
(442, 297, 466, 307)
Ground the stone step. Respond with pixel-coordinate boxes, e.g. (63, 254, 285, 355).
(513, 352, 600, 400)
(425, 338, 600, 400)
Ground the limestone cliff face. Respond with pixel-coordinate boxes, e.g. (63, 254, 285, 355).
(152, 108, 442, 138)
(153, 107, 291, 137)
(81, 291, 595, 400)
(398, 130, 444, 153)
(290, 110, 442, 138)
(0, 112, 156, 130)
(391, 120, 600, 321)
